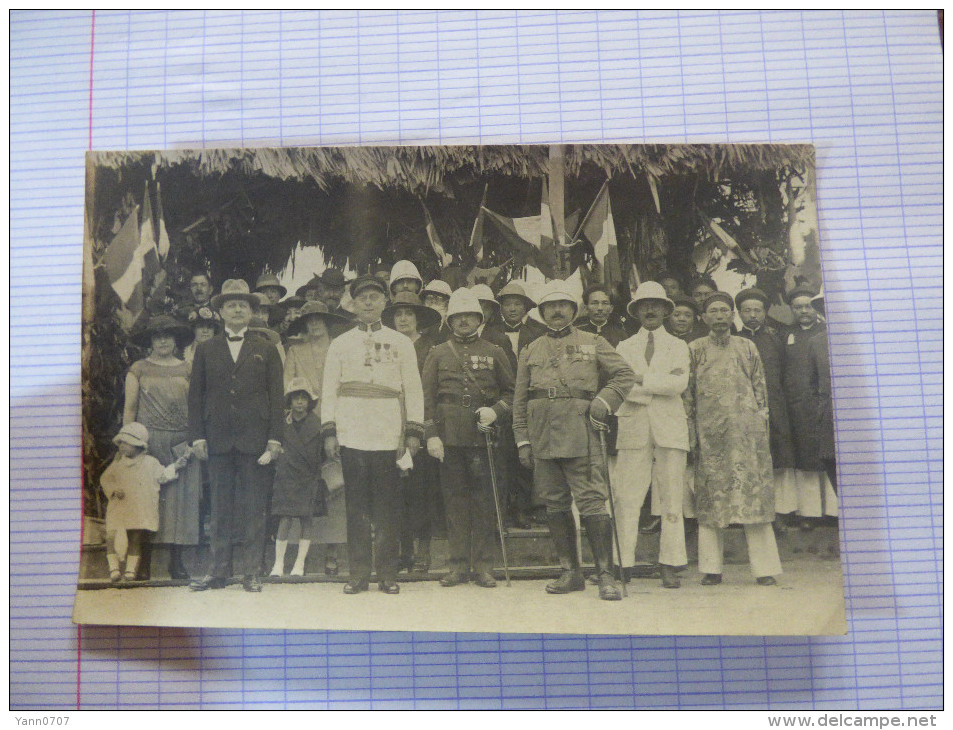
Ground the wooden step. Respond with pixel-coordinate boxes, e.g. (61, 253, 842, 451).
(77, 522, 839, 585)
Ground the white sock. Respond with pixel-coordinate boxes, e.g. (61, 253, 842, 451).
(271, 539, 288, 576)
(106, 554, 120, 574)
(291, 540, 311, 576)
(124, 555, 139, 577)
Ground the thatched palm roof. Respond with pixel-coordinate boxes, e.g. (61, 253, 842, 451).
(92, 143, 813, 196)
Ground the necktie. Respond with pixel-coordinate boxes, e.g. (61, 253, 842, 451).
(645, 331, 654, 365)
(227, 335, 243, 342)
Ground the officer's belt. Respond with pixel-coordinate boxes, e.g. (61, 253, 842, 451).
(438, 393, 491, 408)
(338, 382, 401, 399)
(528, 387, 594, 401)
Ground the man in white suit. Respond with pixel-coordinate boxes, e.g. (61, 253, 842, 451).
(611, 282, 691, 589)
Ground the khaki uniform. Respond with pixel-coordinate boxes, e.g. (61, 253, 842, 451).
(512, 327, 634, 517)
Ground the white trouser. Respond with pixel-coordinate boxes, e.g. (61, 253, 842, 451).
(652, 466, 696, 518)
(773, 468, 798, 514)
(795, 470, 839, 517)
(698, 523, 782, 578)
(609, 445, 688, 567)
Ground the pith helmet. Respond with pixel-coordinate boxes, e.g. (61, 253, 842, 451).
(388, 260, 423, 292)
(421, 279, 452, 300)
(627, 281, 675, 318)
(536, 280, 579, 314)
(470, 283, 500, 313)
(496, 280, 535, 310)
(446, 288, 484, 324)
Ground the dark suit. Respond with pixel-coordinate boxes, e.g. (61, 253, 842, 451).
(189, 332, 284, 578)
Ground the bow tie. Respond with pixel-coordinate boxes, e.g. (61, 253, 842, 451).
(227, 335, 244, 342)
(358, 321, 383, 333)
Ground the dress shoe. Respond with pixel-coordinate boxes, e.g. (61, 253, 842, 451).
(343, 579, 368, 594)
(412, 550, 431, 574)
(545, 570, 585, 594)
(473, 572, 497, 588)
(596, 572, 622, 601)
(700, 573, 723, 586)
(639, 516, 661, 535)
(398, 555, 415, 573)
(756, 576, 777, 586)
(440, 571, 468, 587)
(324, 557, 339, 577)
(189, 576, 228, 591)
(660, 564, 681, 589)
(242, 575, 263, 593)
(169, 564, 191, 581)
(378, 581, 400, 595)
(511, 512, 531, 530)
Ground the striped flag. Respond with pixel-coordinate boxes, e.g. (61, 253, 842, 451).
(156, 181, 171, 259)
(138, 182, 160, 285)
(422, 201, 453, 267)
(100, 206, 145, 315)
(469, 184, 488, 262)
(575, 181, 621, 287)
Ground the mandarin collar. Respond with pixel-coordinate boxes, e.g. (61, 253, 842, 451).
(357, 321, 383, 333)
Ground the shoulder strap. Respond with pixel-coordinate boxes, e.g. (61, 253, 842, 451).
(446, 338, 491, 402)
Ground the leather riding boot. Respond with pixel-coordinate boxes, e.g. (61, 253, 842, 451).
(545, 511, 585, 594)
(582, 515, 622, 601)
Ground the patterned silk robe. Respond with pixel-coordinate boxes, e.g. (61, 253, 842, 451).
(687, 333, 775, 528)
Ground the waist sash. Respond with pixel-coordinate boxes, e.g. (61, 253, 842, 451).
(338, 382, 401, 399)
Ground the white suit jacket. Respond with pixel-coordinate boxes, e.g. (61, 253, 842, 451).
(615, 327, 690, 451)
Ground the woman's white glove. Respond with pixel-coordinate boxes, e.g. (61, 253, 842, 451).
(427, 436, 445, 462)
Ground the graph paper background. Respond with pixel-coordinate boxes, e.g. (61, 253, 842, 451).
(10, 10, 942, 710)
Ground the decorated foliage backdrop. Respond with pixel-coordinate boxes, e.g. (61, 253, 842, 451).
(83, 143, 818, 514)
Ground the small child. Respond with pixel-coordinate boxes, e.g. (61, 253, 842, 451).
(269, 378, 328, 577)
(102, 423, 187, 582)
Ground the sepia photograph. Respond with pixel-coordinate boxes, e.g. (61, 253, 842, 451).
(73, 143, 845, 635)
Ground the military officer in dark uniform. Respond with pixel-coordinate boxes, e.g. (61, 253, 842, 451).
(512, 280, 635, 601)
(423, 288, 515, 588)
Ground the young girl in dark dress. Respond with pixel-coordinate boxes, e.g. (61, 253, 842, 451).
(269, 378, 328, 577)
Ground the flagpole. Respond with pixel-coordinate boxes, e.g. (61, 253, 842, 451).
(549, 145, 571, 280)
(573, 178, 610, 247)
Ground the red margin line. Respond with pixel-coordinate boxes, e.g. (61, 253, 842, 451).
(78, 8, 95, 711)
